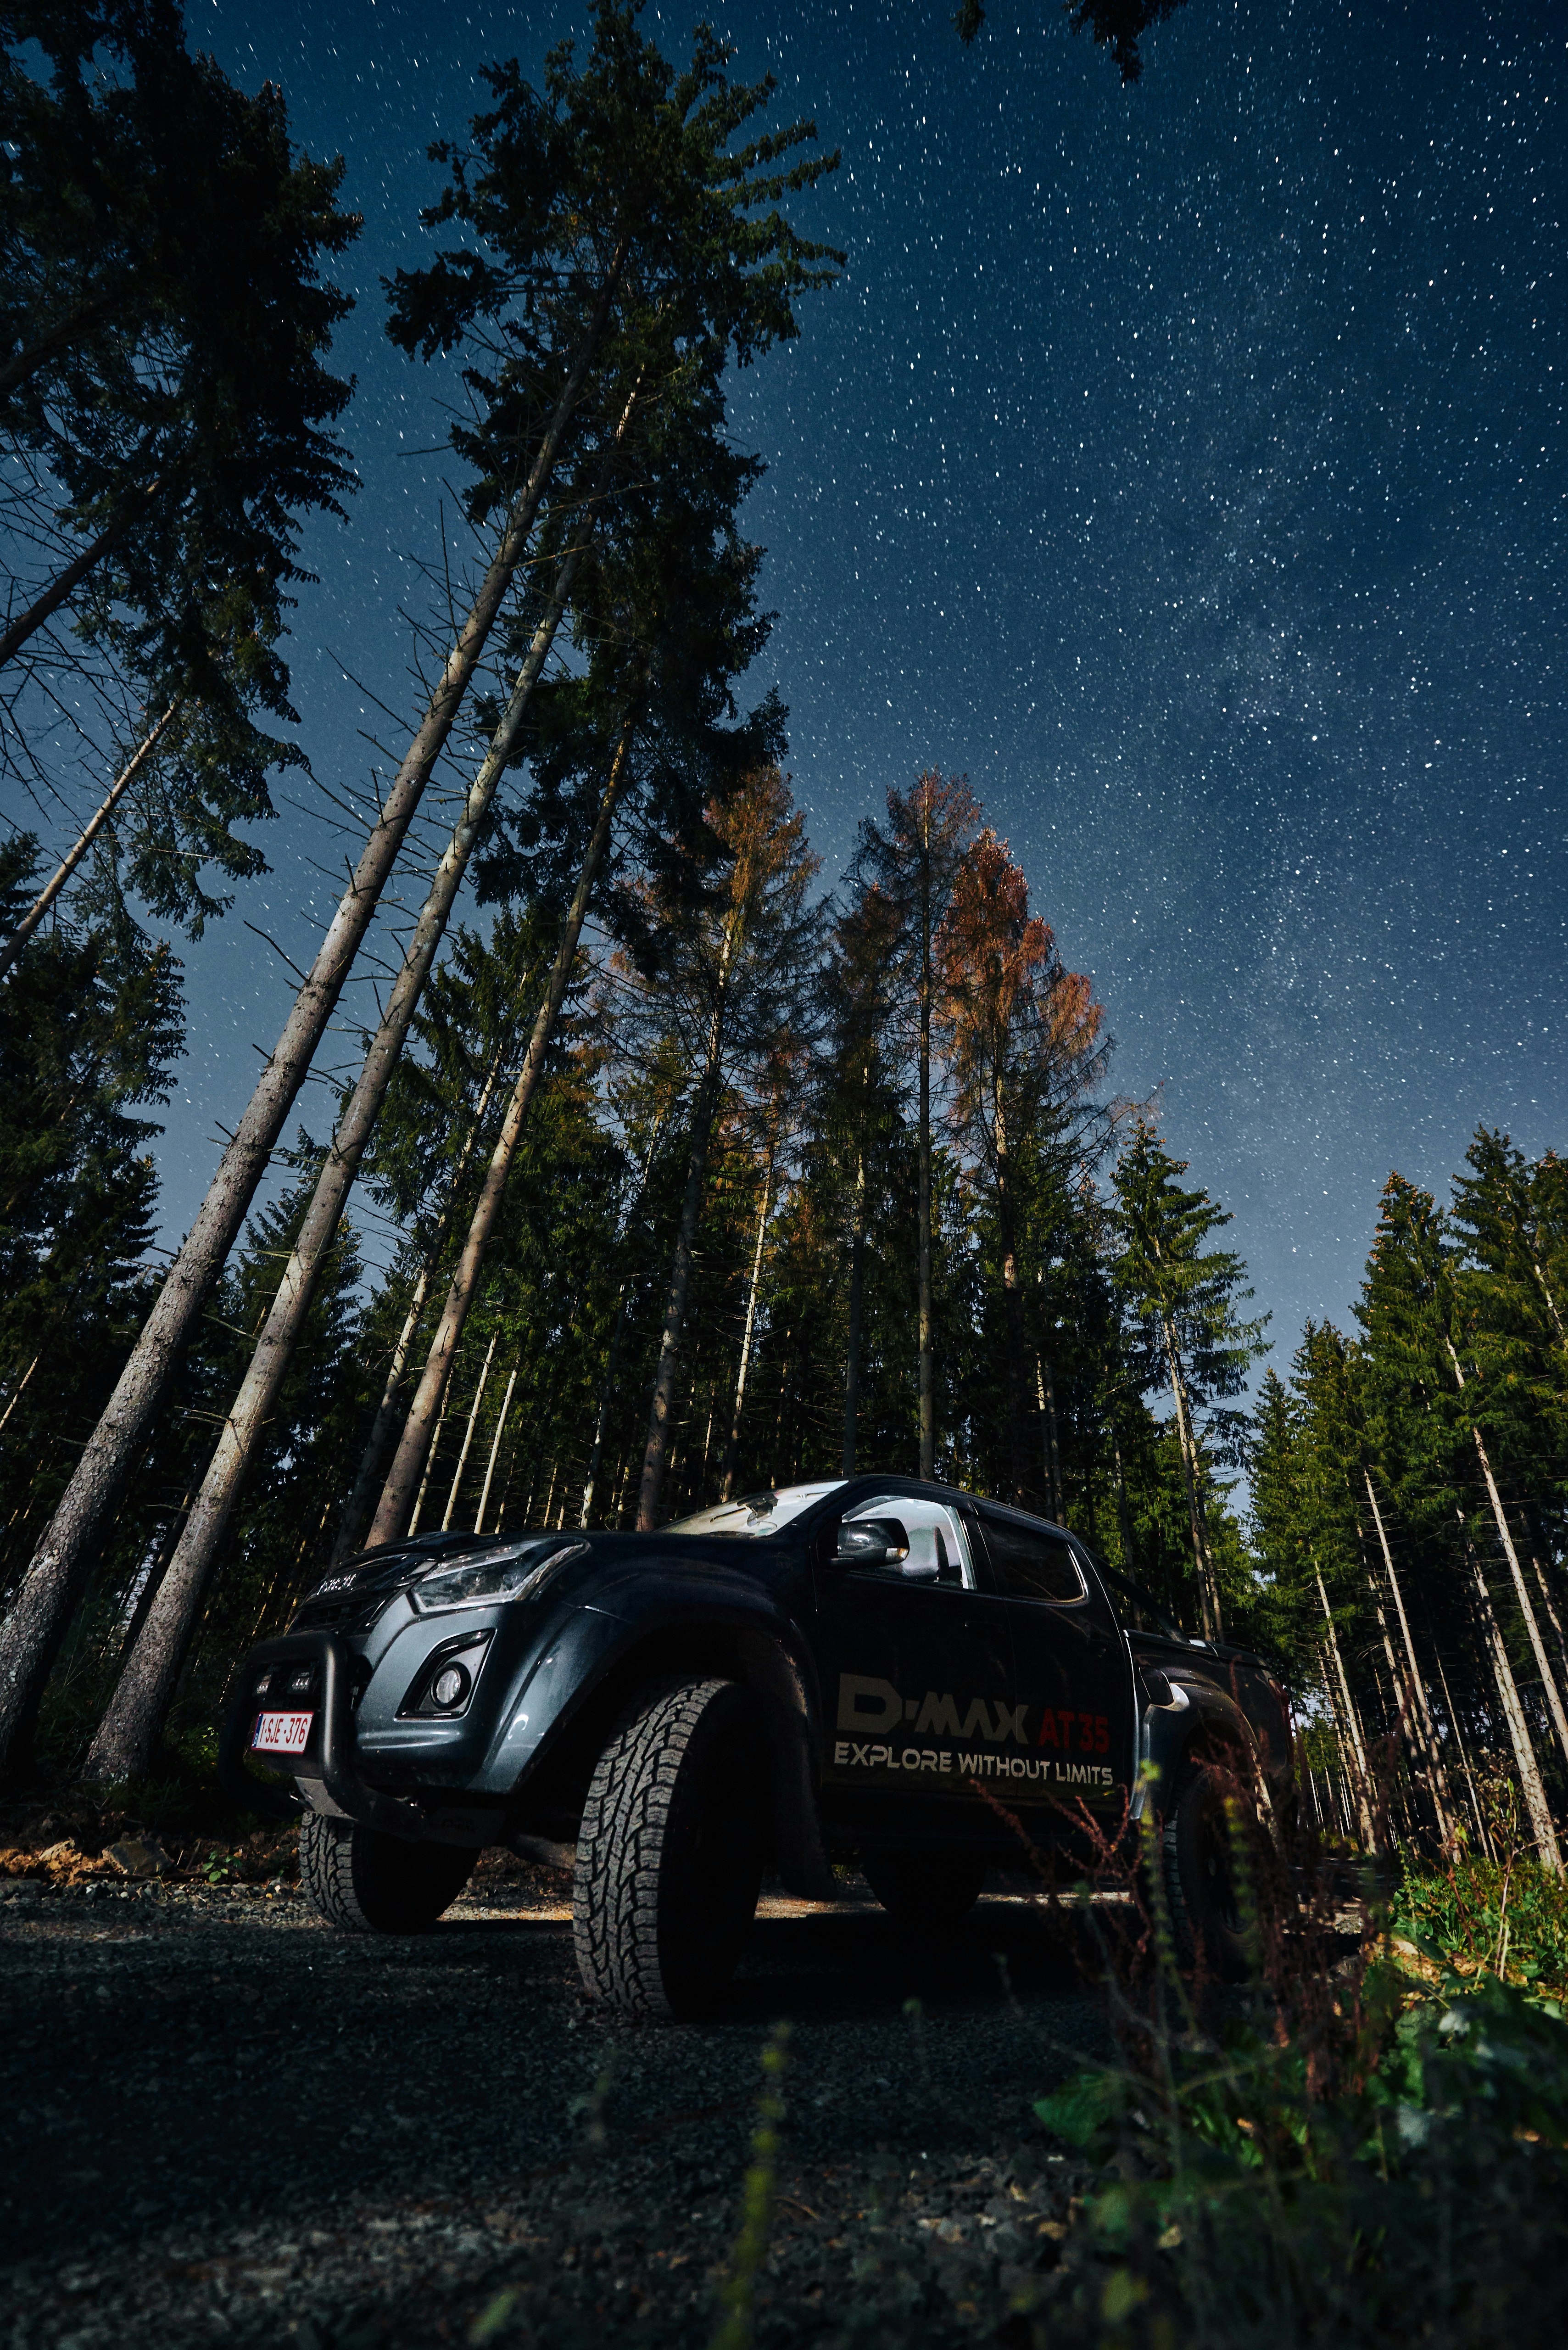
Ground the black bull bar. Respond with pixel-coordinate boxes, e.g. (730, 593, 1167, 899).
(219, 1630, 427, 1841)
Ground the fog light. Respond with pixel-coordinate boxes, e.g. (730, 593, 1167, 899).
(253, 1672, 273, 1697)
(288, 1668, 313, 1695)
(431, 1663, 470, 1710)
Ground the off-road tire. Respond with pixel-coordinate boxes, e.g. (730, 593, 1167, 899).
(298, 1812, 474, 1933)
(573, 1676, 766, 2020)
(862, 1844, 986, 1930)
(1161, 1759, 1255, 1981)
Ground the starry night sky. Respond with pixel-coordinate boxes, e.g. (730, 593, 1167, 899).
(147, 0, 1565, 1373)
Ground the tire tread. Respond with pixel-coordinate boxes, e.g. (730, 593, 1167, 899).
(299, 1811, 374, 1931)
(573, 1677, 754, 2019)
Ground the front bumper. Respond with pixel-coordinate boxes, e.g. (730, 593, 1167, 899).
(220, 1631, 428, 1843)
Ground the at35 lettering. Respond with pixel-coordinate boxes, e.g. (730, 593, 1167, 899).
(1038, 1708, 1109, 1755)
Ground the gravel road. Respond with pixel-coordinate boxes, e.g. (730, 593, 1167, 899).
(1, 1853, 1112, 2350)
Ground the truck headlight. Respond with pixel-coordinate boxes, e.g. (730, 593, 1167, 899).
(409, 1539, 586, 1616)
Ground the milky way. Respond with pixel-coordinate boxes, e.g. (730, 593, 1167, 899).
(153, 0, 1565, 1373)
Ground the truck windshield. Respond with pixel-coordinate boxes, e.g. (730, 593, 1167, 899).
(665, 1482, 844, 1537)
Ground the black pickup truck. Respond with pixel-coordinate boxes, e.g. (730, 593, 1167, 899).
(222, 1476, 1293, 2017)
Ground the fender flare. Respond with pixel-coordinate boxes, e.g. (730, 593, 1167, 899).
(1135, 1673, 1260, 1818)
(497, 1577, 838, 1903)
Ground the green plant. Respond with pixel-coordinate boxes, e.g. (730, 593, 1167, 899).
(1015, 1796, 1568, 2350)
(711, 2020, 791, 2350)
(1393, 1794, 1568, 2002)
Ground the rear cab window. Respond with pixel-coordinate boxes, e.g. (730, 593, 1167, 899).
(975, 1507, 1087, 1605)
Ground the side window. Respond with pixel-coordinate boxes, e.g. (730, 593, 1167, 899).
(843, 1496, 973, 1588)
(979, 1510, 1086, 1605)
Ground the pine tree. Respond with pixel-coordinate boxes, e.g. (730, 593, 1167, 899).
(1110, 1120, 1268, 1640)
(368, 338, 787, 1545)
(815, 884, 903, 1478)
(0, 0, 358, 928)
(936, 829, 1107, 1505)
(329, 910, 555, 1561)
(628, 767, 822, 1527)
(0, 2, 837, 1780)
(1356, 1172, 1562, 1869)
(851, 772, 979, 1476)
(0, 839, 182, 1637)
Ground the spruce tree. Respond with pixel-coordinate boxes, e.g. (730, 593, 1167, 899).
(0, 0, 359, 943)
(815, 883, 903, 1477)
(0, 1, 837, 1780)
(1356, 1172, 1562, 1866)
(627, 767, 822, 1527)
(852, 772, 979, 1476)
(368, 338, 789, 1545)
(1110, 1120, 1267, 1640)
(936, 829, 1107, 1505)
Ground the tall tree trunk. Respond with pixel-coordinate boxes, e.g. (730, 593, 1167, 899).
(1306, 1763, 1326, 1835)
(0, 1351, 41, 1436)
(1533, 1551, 1568, 1693)
(79, 514, 606, 1785)
(477, 1361, 519, 1533)
(993, 1090, 1028, 1504)
(579, 1093, 676, 1528)
(1462, 1518, 1561, 1870)
(113, 1494, 192, 1670)
(1445, 1337, 1568, 1769)
(335, 1259, 436, 1562)
(0, 702, 178, 978)
(1361, 1467, 1457, 1844)
(916, 890, 935, 1480)
(726, 1142, 776, 1499)
(840, 1146, 864, 1480)
(1433, 1644, 1495, 1861)
(369, 710, 638, 1545)
(1313, 1645, 1357, 1841)
(637, 1066, 722, 1530)
(1360, 1559, 1436, 1843)
(635, 886, 744, 1533)
(329, 1031, 510, 1564)
(1314, 1570, 1377, 1846)
(611, 1452, 632, 1527)
(1110, 1421, 1137, 1589)
(698, 1381, 718, 1488)
(1036, 1355, 1063, 1523)
(1162, 1314, 1220, 1640)
(580, 1288, 631, 1528)
(442, 1332, 498, 1532)
(409, 1378, 456, 1538)
(1526, 1225, 1567, 1347)
(0, 289, 619, 1779)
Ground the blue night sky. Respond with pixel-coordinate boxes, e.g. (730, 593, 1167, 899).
(140, 0, 1566, 1373)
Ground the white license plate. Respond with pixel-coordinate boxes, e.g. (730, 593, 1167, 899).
(252, 1710, 313, 1756)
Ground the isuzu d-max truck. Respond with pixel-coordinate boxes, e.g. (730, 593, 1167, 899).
(222, 1477, 1293, 2017)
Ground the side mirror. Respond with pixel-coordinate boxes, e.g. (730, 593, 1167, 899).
(833, 1516, 909, 1567)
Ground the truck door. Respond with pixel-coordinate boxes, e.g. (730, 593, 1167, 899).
(972, 1503, 1135, 1826)
(811, 1492, 1015, 1823)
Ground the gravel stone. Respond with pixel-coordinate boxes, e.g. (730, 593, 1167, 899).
(2, 1855, 1109, 2347)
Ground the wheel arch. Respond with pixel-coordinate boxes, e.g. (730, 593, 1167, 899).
(1147, 1680, 1259, 1809)
(508, 1604, 836, 1902)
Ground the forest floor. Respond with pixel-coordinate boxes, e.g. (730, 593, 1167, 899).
(0, 1838, 1111, 2350)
